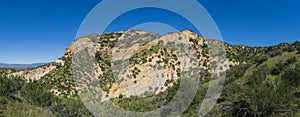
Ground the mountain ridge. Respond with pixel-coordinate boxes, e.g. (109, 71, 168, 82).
(0, 62, 46, 69)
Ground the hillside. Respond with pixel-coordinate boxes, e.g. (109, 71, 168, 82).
(0, 30, 300, 117)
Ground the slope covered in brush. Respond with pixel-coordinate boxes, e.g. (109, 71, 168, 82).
(1, 30, 299, 116)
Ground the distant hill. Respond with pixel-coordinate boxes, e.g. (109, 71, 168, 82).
(0, 63, 46, 69)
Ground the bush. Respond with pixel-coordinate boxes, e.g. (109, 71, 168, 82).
(20, 81, 52, 107)
(0, 77, 23, 97)
(282, 67, 300, 88)
(254, 55, 268, 65)
(271, 67, 280, 75)
(284, 46, 294, 52)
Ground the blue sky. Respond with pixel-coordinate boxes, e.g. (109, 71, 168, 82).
(0, 0, 299, 63)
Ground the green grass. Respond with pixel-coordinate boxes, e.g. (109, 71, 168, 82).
(131, 44, 163, 62)
(1, 97, 55, 117)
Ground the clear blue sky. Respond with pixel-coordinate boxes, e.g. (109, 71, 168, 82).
(0, 0, 299, 63)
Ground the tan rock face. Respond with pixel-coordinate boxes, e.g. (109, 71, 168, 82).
(91, 30, 238, 101)
(104, 46, 180, 100)
(8, 64, 56, 81)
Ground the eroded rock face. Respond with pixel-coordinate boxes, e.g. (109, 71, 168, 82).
(78, 30, 239, 101)
(8, 64, 56, 81)
(7, 30, 239, 100)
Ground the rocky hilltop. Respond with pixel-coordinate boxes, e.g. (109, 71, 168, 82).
(2, 30, 300, 116)
(8, 30, 239, 100)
